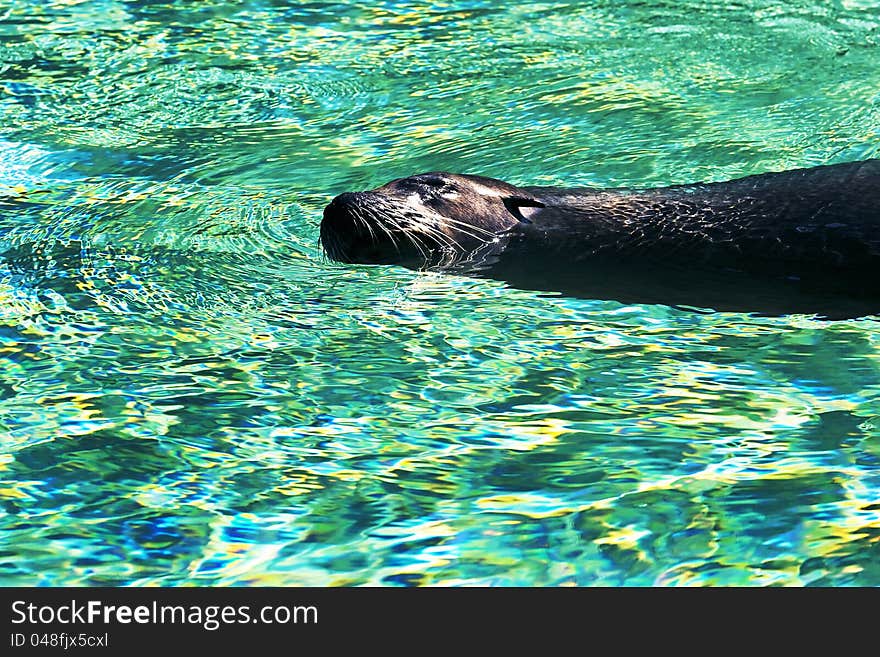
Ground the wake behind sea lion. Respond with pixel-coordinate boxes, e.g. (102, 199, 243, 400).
(319, 160, 880, 318)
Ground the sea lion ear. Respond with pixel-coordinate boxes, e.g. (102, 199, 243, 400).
(502, 197, 545, 224)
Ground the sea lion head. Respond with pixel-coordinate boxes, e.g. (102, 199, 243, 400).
(320, 172, 544, 268)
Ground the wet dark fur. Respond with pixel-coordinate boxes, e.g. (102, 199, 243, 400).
(320, 160, 880, 318)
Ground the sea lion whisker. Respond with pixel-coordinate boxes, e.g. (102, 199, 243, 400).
(436, 216, 497, 238)
(413, 223, 462, 254)
(357, 206, 394, 253)
(420, 222, 483, 248)
(361, 208, 404, 257)
(355, 209, 379, 242)
(421, 214, 495, 243)
(378, 220, 403, 255)
(392, 215, 431, 259)
(407, 232, 430, 261)
(395, 213, 448, 260)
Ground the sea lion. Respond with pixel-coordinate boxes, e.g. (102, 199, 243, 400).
(319, 160, 880, 317)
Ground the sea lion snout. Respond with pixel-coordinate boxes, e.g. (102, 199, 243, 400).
(321, 188, 436, 266)
(324, 191, 370, 218)
(320, 191, 376, 263)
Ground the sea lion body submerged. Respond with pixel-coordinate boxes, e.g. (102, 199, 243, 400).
(320, 160, 880, 317)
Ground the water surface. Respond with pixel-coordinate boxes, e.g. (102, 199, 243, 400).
(1, 0, 880, 586)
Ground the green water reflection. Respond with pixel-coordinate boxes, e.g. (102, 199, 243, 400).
(1, 0, 879, 585)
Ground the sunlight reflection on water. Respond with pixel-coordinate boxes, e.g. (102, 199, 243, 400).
(0, 0, 879, 586)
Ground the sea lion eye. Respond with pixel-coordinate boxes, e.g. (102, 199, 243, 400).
(419, 175, 448, 188)
(397, 176, 451, 195)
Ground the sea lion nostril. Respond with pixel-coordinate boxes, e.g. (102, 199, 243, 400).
(329, 192, 363, 208)
(323, 192, 373, 223)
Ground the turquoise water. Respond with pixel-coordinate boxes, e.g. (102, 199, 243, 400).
(1, 0, 880, 586)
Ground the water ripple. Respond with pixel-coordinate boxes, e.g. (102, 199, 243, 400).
(1, 0, 879, 586)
